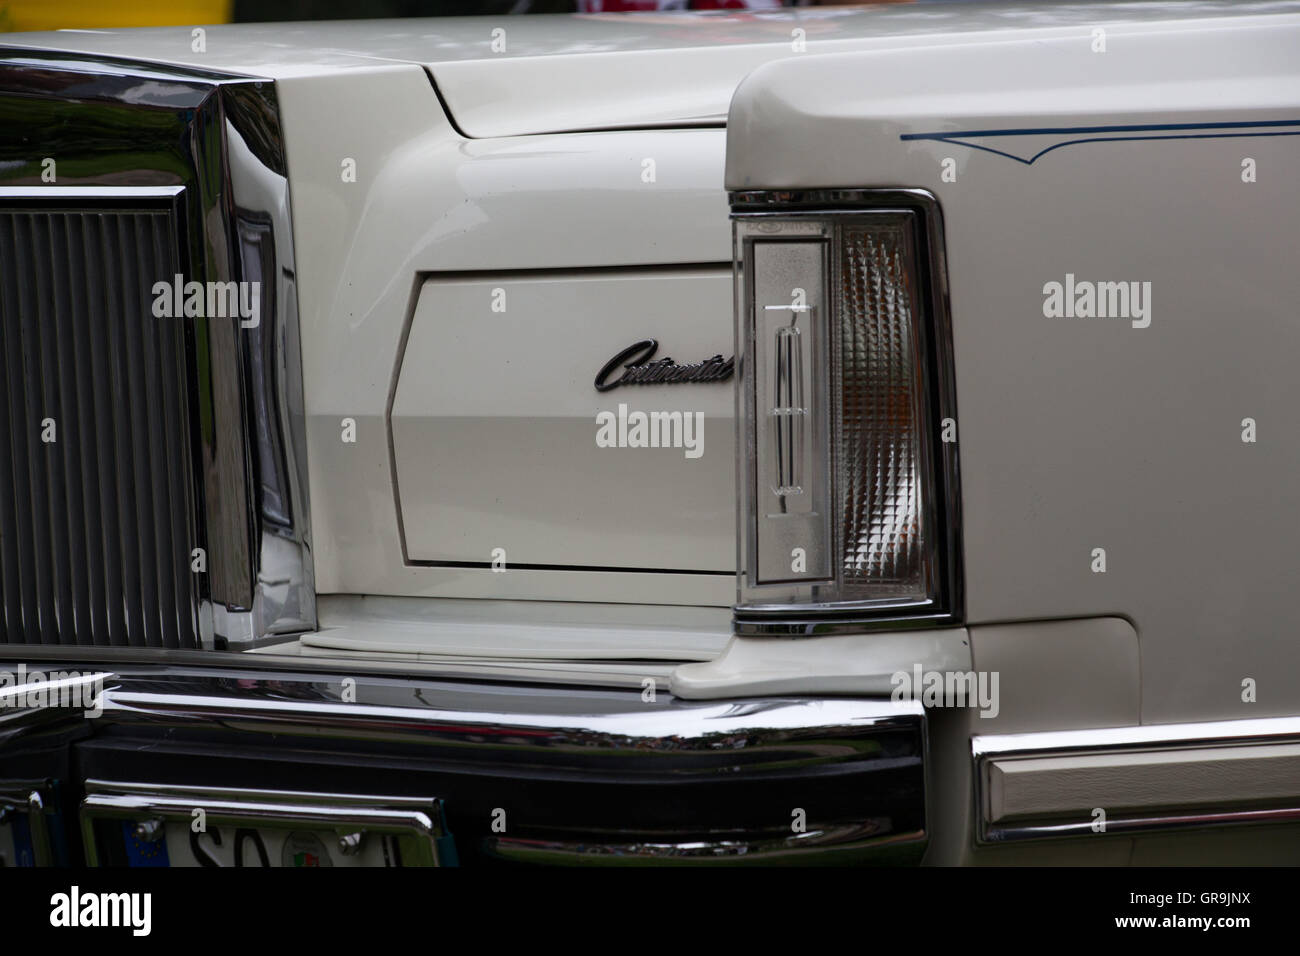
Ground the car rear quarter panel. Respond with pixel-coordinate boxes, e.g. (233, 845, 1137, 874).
(725, 14, 1300, 726)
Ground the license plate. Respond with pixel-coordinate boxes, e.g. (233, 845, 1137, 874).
(83, 782, 454, 867)
(124, 820, 413, 867)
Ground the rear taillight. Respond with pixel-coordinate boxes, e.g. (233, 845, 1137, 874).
(732, 190, 961, 634)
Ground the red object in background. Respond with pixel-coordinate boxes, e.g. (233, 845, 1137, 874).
(578, 0, 783, 10)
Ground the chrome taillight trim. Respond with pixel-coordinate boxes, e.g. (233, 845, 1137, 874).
(729, 189, 962, 636)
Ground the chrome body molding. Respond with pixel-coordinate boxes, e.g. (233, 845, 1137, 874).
(729, 189, 962, 637)
(0, 51, 315, 648)
(80, 780, 444, 866)
(972, 717, 1300, 843)
(973, 716, 1300, 756)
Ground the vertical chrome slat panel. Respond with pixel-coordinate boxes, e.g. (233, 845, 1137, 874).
(32, 212, 76, 644)
(76, 212, 120, 646)
(154, 204, 201, 649)
(101, 212, 146, 646)
(148, 216, 190, 647)
(12, 213, 54, 642)
(127, 214, 170, 647)
(81, 213, 128, 646)
(0, 215, 28, 641)
(34, 210, 61, 638)
(0, 202, 199, 649)
(113, 214, 159, 648)
(62, 214, 106, 646)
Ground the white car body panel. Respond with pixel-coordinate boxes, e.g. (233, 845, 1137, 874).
(393, 268, 734, 572)
(276, 82, 736, 604)
(725, 9, 1300, 725)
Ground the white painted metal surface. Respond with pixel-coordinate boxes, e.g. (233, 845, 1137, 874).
(304, 594, 730, 660)
(5, 6, 1274, 134)
(725, 8, 1300, 723)
(392, 269, 734, 572)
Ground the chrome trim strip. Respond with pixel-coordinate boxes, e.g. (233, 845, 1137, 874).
(487, 825, 926, 865)
(0, 186, 185, 199)
(80, 781, 442, 866)
(731, 610, 962, 638)
(223, 81, 316, 645)
(972, 716, 1300, 843)
(97, 686, 923, 745)
(987, 808, 1300, 843)
(86, 779, 441, 809)
(972, 715, 1300, 757)
(729, 188, 962, 636)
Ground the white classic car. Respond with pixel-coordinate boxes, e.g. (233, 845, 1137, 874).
(0, 0, 1298, 869)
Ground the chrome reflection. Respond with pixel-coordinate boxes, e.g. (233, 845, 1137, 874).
(56, 669, 925, 864)
(96, 683, 923, 767)
(488, 823, 925, 865)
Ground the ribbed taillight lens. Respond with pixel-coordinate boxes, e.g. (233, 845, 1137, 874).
(732, 191, 960, 634)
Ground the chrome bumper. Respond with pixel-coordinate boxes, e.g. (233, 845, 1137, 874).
(3, 664, 927, 865)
